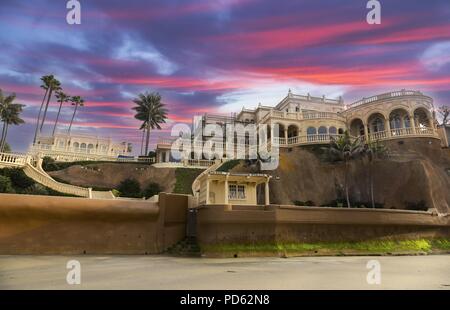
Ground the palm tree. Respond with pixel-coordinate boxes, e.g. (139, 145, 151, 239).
(132, 92, 168, 156)
(33, 75, 53, 143)
(363, 140, 388, 208)
(325, 131, 364, 208)
(39, 76, 61, 133)
(53, 91, 70, 136)
(139, 122, 147, 156)
(0, 91, 25, 152)
(68, 96, 84, 134)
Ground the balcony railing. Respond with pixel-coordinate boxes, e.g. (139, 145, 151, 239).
(348, 90, 430, 109)
(368, 127, 437, 141)
(259, 110, 345, 123)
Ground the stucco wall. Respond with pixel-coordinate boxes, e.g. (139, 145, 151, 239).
(196, 204, 450, 245)
(0, 192, 189, 254)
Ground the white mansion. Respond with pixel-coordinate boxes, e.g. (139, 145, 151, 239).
(156, 89, 445, 163)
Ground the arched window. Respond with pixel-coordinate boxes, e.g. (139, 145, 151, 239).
(338, 128, 344, 134)
(318, 126, 327, 135)
(390, 113, 402, 129)
(307, 127, 316, 142)
(87, 144, 94, 154)
(307, 127, 317, 135)
(329, 126, 337, 135)
(371, 117, 385, 133)
(80, 143, 87, 153)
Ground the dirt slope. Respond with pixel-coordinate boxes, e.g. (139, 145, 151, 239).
(232, 138, 450, 213)
(49, 163, 176, 192)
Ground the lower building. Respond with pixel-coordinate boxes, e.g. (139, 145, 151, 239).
(32, 132, 132, 161)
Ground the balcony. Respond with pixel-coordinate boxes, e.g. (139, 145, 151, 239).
(260, 110, 345, 124)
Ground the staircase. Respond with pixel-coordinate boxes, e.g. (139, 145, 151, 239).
(0, 152, 114, 199)
(191, 159, 226, 194)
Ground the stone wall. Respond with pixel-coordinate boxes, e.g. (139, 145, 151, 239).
(196, 204, 450, 245)
(0, 192, 189, 254)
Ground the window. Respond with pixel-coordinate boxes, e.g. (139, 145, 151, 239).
(318, 126, 328, 134)
(229, 184, 246, 200)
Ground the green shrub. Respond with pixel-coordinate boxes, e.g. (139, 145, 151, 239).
(293, 200, 315, 206)
(174, 168, 202, 194)
(22, 183, 49, 195)
(3, 168, 35, 189)
(42, 156, 60, 171)
(117, 178, 141, 198)
(216, 160, 240, 172)
(0, 175, 15, 193)
(143, 182, 162, 198)
(111, 189, 121, 197)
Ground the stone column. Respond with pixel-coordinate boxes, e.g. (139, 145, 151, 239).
(205, 178, 210, 205)
(363, 122, 369, 141)
(409, 113, 416, 134)
(284, 128, 288, 145)
(224, 176, 229, 205)
(265, 180, 270, 205)
(385, 117, 391, 137)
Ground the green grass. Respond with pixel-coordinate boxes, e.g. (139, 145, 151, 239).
(201, 238, 450, 256)
(173, 168, 203, 194)
(216, 159, 241, 172)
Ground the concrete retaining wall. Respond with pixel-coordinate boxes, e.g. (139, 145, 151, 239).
(0, 192, 189, 254)
(196, 204, 450, 244)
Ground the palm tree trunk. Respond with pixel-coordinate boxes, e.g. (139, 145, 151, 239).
(140, 126, 146, 156)
(52, 100, 63, 136)
(145, 126, 151, 156)
(370, 161, 375, 208)
(33, 88, 49, 143)
(345, 160, 351, 208)
(0, 121, 6, 149)
(0, 124, 9, 152)
(40, 88, 53, 132)
(68, 103, 78, 134)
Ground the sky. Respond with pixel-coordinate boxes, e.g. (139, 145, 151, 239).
(1, 0, 449, 153)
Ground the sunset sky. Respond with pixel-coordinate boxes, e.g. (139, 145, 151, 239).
(1, 0, 449, 153)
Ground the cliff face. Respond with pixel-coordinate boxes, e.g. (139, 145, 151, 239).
(234, 138, 450, 214)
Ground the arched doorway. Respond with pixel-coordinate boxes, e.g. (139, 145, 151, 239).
(287, 124, 298, 138)
(414, 107, 432, 133)
(350, 118, 365, 137)
(368, 113, 386, 139)
(389, 108, 411, 136)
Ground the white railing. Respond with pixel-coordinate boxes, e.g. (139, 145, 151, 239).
(368, 127, 437, 141)
(348, 90, 429, 109)
(0, 152, 28, 167)
(261, 110, 345, 122)
(185, 159, 217, 167)
(369, 131, 388, 141)
(23, 161, 90, 197)
(302, 111, 344, 120)
(29, 147, 154, 164)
